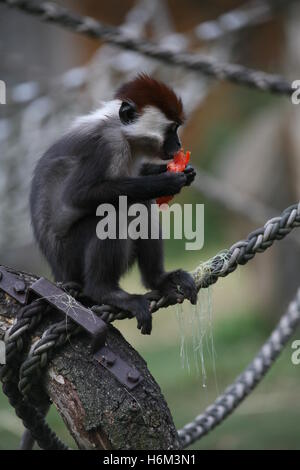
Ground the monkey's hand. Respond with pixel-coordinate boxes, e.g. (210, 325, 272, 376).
(183, 165, 196, 186)
(156, 269, 198, 306)
(159, 172, 189, 196)
(156, 166, 196, 199)
(139, 162, 167, 176)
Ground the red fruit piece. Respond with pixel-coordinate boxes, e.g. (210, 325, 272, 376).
(156, 149, 191, 207)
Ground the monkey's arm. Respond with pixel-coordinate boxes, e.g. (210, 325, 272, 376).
(139, 163, 167, 176)
(64, 172, 189, 209)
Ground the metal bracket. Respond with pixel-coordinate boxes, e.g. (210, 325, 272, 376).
(0, 267, 142, 390)
(29, 279, 142, 389)
(29, 278, 108, 352)
(0, 267, 27, 304)
(94, 346, 142, 390)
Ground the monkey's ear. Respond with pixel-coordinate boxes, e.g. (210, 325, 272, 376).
(119, 100, 138, 125)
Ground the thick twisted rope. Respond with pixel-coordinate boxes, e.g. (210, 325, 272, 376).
(1, 300, 50, 380)
(2, 380, 67, 449)
(178, 287, 300, 448)
(193, 0, 295, 42)
(192, 202, 300, 289)
(92, 202, 300, 322)
(18, 318, 81, 399)
(0, 300, 68, 449)
(0, 0, 293, 96)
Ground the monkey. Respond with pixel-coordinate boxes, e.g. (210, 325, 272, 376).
(30, 74, 197, 335)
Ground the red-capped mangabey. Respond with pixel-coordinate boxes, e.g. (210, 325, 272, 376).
(30, 74, 197, 334)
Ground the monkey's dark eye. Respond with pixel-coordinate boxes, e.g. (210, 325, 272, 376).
(119, 100, 138, 125)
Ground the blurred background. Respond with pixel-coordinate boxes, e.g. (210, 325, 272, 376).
(0, 0, 300, 450)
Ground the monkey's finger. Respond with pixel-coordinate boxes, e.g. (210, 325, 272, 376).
(180, 287, 197, 305)
(140, 314, 152, 335)
(185, 176, 196, 186)
(186, 283, 198, 305)
(184, 171, 196, 186)
(184, 167, 195, 175)
(183, 165, 195, 174)
(190, 289, 198, 305)
(177, 274, 198, 305)
(141, 325, 152, 335)
(164, 293, 182, 306)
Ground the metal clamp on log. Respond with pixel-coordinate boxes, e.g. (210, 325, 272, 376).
(29, 278, 142, 389)
(28, 277, 108, 352)
(0, 266, 142, 390)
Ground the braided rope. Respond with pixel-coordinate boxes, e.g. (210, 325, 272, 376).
(0, 0, 293, 95)
(1, 280, 83, 401)
(2, 380, 67, 450)
(193, 202, 300, 289)
(1, 300, 50, 382)
(92, 202, 300, 323)
(0, 300, 68, 449)
(193, 0, 296, 42)
(178, 287, 300, 448)
(19, 318, 81, 399)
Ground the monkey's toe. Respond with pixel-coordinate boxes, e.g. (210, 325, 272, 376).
(133, 296, 152, 335)
(158, 269, 198, 306)
(176, 272, 198, 305)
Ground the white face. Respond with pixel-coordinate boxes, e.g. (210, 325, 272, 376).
(121, 106, 172, 143)
(71, 100, 178, 160)
(121, 105, 174, 159)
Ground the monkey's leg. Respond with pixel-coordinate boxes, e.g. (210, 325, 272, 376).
(138, 240, 197, 305)
(99, 288, 152, 335)
(136, 205, 197, 306)
(83, 237, 152, 334)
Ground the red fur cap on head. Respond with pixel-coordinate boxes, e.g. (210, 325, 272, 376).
(115, 74, 185, 124)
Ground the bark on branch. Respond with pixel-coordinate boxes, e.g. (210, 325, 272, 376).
(0, 267, 180, 450)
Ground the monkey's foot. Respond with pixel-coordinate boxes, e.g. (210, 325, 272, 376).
(101, 293, 152, 335)
(125, 295, 152, 335)
(157, 269, 197, 306)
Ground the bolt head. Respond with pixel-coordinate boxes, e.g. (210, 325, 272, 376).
(127, 368, 140, 383)
(14, 280, 26, 294)
(102, 351, 116, 366)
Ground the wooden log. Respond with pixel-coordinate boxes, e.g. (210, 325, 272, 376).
(0, 267, 180, 450)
